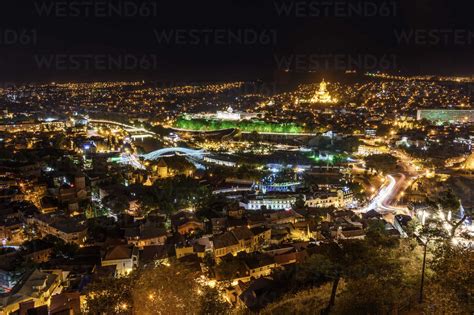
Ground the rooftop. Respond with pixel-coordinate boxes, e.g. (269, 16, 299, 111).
(103, 245, 135, 261)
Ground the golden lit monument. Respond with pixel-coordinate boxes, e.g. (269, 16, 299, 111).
(298, 79, 337, 104)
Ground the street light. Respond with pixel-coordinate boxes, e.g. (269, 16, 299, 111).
(120, 303, 128, 311)
(418, 209, 430, 304)
(419, 238, 428, 304)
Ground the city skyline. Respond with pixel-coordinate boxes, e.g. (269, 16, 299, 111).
(1, 0, 474, 82)
(0, 1, 472, 315)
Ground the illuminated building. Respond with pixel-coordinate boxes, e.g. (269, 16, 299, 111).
(0, 120, 72, 133)
(0, 270, 64, 314)
(216, 106, 258, 121)
(203, 155, 237, 167)
(188, 106, 259, 121)
(155, 158, 169, 178)
(101, 245, 139, 277)
(299, 79, 337, 104)
(258, 181, 301, 193)
(357, 144, 389, 156)
(416, 109, 474, 124)
(26, 214, 87, 245)
(239, 194, 300, 210)
(305, 188, 353, 209)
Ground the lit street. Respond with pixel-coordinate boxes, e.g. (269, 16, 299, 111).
(0, 2, 472, 313)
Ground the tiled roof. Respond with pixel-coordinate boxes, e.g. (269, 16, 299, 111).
(231, 226, 254, 241)
(213, 232, 238, 249)
(104, 245, 133, 260)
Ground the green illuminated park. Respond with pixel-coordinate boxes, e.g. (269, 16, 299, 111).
(308, 153, 350, 165)
(174, 116, 305, 133)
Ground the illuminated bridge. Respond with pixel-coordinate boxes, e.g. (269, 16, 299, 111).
(141, 147, 207, 160)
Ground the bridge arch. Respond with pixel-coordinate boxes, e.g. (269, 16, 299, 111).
(141, 147, 206, 160)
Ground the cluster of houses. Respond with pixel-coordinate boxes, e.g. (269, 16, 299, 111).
(0, 159, 401, 314)
(0, 129, 408, 314)
(0, 196, 410, 313)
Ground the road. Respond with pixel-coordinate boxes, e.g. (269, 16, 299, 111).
(89, 119, 156, 135)
(361, 174, 408, 213)
(359, 145, 425, 215)
(120, 153, 146, 170)
(170, 126, 318, 136)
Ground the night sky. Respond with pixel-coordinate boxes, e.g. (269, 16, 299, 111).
(0, 0, 473, 83)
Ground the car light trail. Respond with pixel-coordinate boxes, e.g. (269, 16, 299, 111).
(362, 175, 407, 213)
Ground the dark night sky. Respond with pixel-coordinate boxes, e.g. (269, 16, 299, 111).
(0, 0, 473, 83)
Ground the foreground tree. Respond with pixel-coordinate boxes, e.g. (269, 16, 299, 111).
(332, 241, 423, 315)
(292, 194, 307, 212)
(428, 190, 469, 238)
(85, 274, 135, 314)
(132, 264, 202, 314)
(423, 282, 468, 315)
(365, 219, 399, 248)
(151, 176, 211, 213)
(133, 263, 231, 315)
(85, 262, 231, 315)
(364, 154, 398, 174)
(286, 240, 404, 314)
(275, 238, 421, 315)
(199, 287, 231, 315)
(425, 243, 474, 314)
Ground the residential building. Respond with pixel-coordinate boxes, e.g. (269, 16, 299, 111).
(26, 214, 87, 245)
(0, 269, 64, 315)
(305, 189, 353, 209)
(101, 245, 139, 277)
(171, 211, 204, 235)
(124, 226, 168, 248)
(239, 194, 300, 210)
